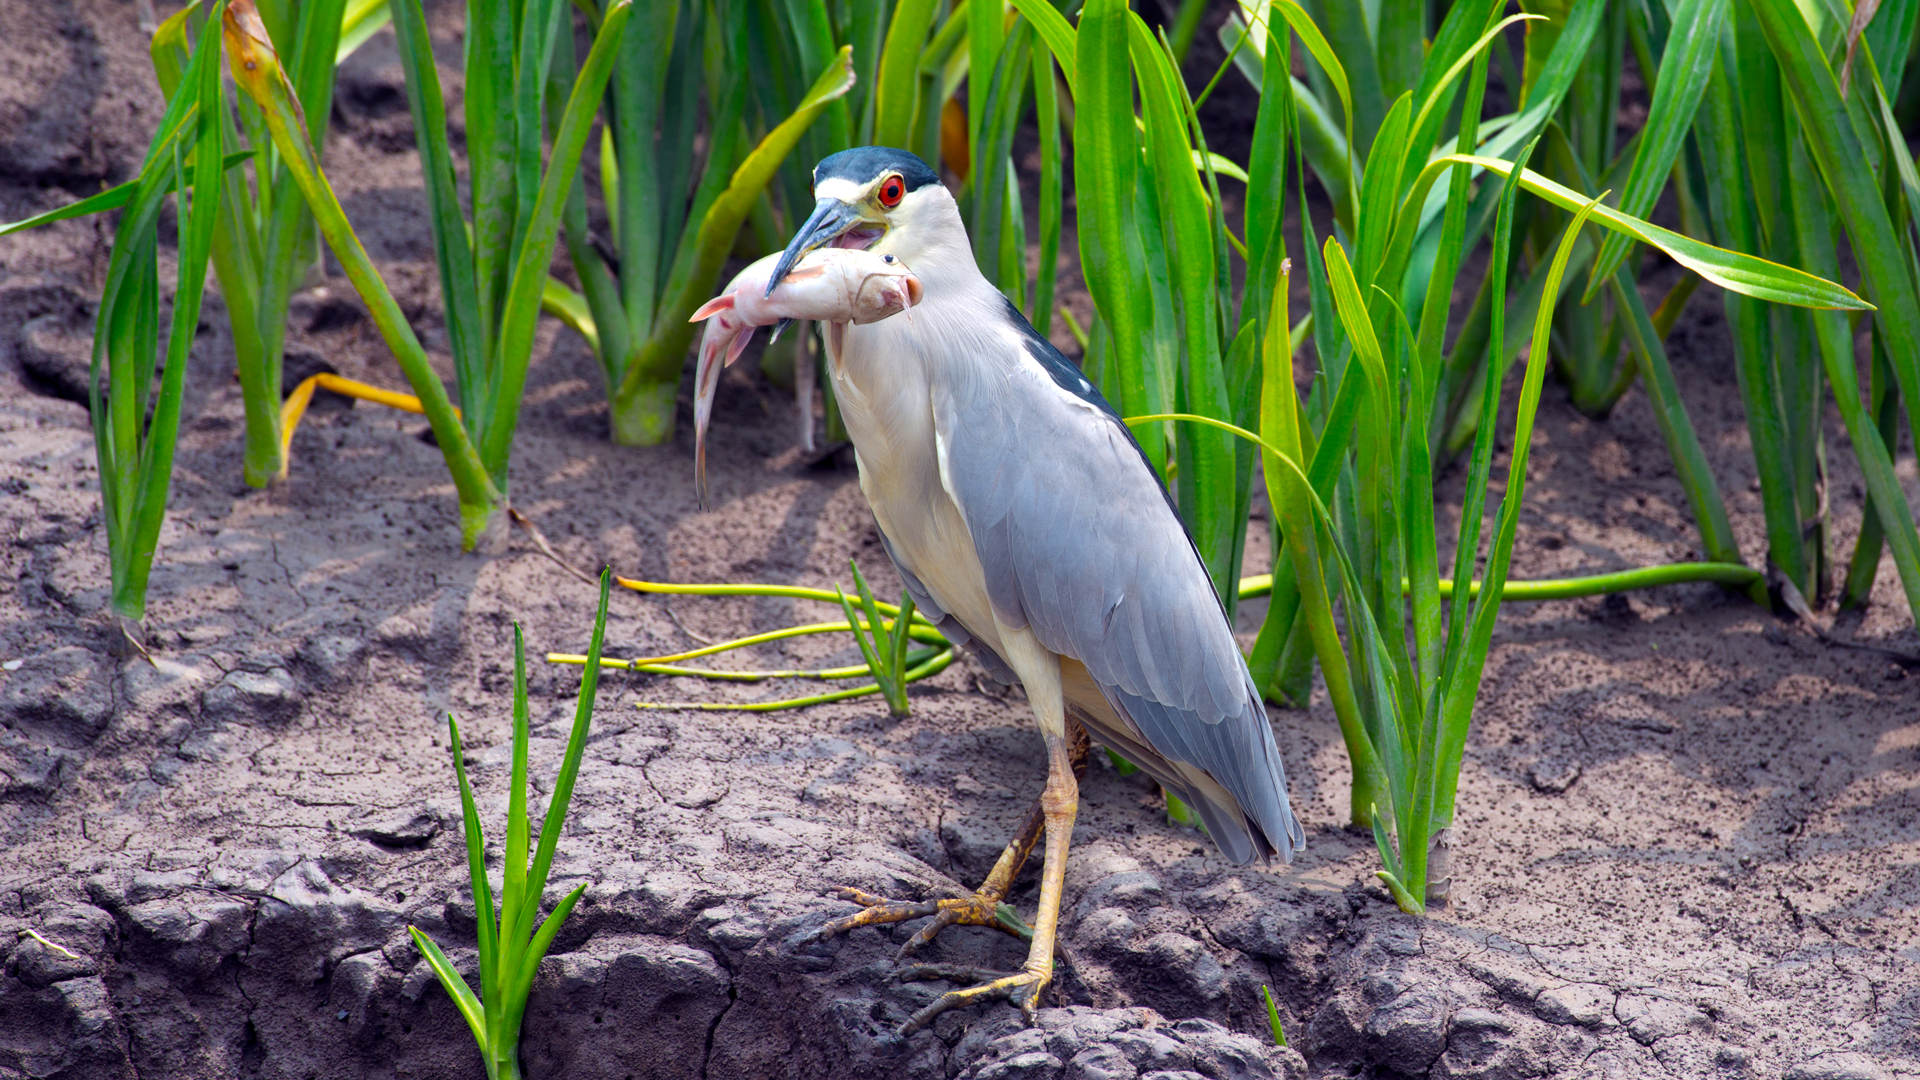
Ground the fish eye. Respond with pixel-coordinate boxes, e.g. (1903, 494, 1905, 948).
(878, 175, 904, 208)
(882, 254, 896, 264)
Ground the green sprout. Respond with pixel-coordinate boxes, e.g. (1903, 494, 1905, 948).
(836, 558, 919, 718)
(1263, 985, 1289, 1048)
(408, 567, 613, 1080)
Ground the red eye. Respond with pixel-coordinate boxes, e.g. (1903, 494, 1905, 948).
(878, 176, 904, 208)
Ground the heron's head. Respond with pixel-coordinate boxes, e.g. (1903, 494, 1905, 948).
(767, 147, 951, 297)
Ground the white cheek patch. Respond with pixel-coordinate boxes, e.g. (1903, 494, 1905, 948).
(812, 177, 868, 203)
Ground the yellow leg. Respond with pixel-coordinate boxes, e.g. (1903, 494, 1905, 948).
(897, 729, 1079, 1034)
(809, 719, 1089, 956)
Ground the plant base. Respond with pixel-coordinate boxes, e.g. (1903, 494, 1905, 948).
(610, 379, 680, 446)
(461, 500, 511, 555)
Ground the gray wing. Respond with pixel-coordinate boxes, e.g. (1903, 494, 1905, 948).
(928, 323, 1306, 864)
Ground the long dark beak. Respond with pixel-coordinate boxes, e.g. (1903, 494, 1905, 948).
(767, 198, 868, 297)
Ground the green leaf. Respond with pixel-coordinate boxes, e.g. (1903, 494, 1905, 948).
(875, 0, 938, 148)
(408, 928, 489, 1051)
(1430, 154, 1871, 310)
(515, 568, 613, 948)
(1075, 0, 1162, 472)
(1585, 0, 1729, 298)
(387, 0, 486, 444)
(443, 713, 500, 1019)
(1750, 0, 1920, 467)
(1262, 985, 1289, 1047)
(482, 0, 637, 480)
(1129, 14, 1235, 604)
(1009, 0, 1077, 84)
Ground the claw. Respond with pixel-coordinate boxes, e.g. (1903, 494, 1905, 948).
(897, 965, 1051, 1036)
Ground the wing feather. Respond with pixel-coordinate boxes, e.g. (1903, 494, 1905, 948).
(926, 317, 1305, 863)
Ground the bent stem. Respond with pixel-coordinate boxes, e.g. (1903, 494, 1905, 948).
(558, 573, 953, 712)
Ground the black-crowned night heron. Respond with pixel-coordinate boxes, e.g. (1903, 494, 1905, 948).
(766, 147, 1306, 1033)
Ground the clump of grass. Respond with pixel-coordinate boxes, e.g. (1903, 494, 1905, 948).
(76, 3, 229, 628)
(408, 567, 613, 1080)
(836, 559, 919, 718)
(224, 0, 634, 548)
(1042, 0, 1865, 910)
(547, 2, 856, 447)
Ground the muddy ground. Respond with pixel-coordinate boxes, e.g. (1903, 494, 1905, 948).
(2, 1, 1918, 1078)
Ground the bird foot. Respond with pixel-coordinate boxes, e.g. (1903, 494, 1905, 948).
(896, 962, 1050, 1035)
(808, 886, 1029, 958)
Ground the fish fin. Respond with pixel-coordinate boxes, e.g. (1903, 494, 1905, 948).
(690, 294, 736, 322)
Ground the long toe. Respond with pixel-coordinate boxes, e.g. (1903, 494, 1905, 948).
(896, 967, 1049, 1036)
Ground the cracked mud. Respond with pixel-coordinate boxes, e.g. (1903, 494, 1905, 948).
(2, 1, 1919, 1077)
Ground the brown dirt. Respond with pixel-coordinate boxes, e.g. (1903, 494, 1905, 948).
(2, 2, 1917, 1079)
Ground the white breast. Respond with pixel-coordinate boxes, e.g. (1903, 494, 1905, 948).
(824, 277, 1018, 661)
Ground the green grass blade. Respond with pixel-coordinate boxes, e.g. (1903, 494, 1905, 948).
(463, 0, 515, 367)
(503, 881, 588, 1049)
(1250, 265, 1380, 827)
(1128, 13, 1235, 603)
(836, 586, 889, 699)
(1243, 12, 1291, 335)
(888, 593, 919, 706)
(1607, 269, 1750, 577)
(1075, 0, 1162, 473)
(1782, 92, 1920, 620)
(1405, 13, 1539, 169)
(1476, 0, 1606, 165)
(610, 2, 676, 343)
(1031, 44, 1062, 338)
(875, 0, 937, 147)
(1585, 0, 1729, 298)
(1431, 154, 1869, 309)
(1434, 194, 1605, 839)
(540, 275, 600, 357)
(383, 0, 486, 431)
(445, 714, 499, 1016)
(0, 157, 252, 238)
(499, 624, 532, 986)
(1435, 137, 1530, 766)
(120, 20, 227, 620)
(1841, 334, 1905, 608)
(407, 927, 489, 1051)
(518, 567, 612, 947)
(335, 0, 391, 64)
(1354, 93, 1412, 292)
(1269, 0, 1357, 220)
(285, 0, 347, 148)
(1010, 0, 1076, 84)
(1262, 985, 1289, 1047)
